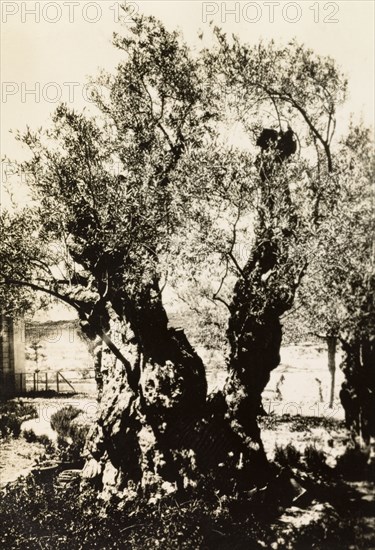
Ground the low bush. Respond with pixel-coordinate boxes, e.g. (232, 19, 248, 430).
(23, 428, 38, 443)
(50, 406, 82, 438)
(274, 443, 301, 468)
(0, 400, 38, 419)
(304, 445, 328, 474)
(56, 424, 89, 463)
(50, 406, 89, 463)
(69, 422, 89, 452)
(0, 414, 22, 439)
(23, 429, 55, 455)
(0, 400, 38, 439)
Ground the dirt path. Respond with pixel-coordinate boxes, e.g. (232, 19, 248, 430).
(0, 438, 45, 487)
(273, 479, 375, 549)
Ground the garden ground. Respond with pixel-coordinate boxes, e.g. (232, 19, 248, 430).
(0, 412, 374, 549)
(0, 343, 373, 548)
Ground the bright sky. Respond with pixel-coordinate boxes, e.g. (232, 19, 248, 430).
(1, 0, 374, 203)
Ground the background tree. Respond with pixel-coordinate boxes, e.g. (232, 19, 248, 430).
(284, 123, 374, 411)
(296, 123, 374, 444)
(283, 122, 374, 437)
(0, 11, 349, 499)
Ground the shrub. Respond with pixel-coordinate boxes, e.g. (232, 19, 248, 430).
(0, 400, 37, 419)
(58, 423, 89, 463)
(50, 406, 89, 463)
(70, 422, 89, 450)
(23, 428, 38, 443)
(336, 445, 371, 480)
(23, 429, 55, 455)
(274, 443, 301, 468)
(50, 406, 82, 438)
(0, 400, 38, 439)
(0, 414, 22, 439)
(304, 445, 328, 474)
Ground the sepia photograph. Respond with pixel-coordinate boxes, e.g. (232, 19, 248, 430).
(0, 1, 374, 548)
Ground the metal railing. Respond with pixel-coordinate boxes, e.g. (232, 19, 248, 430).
(0, 370, 97, 397)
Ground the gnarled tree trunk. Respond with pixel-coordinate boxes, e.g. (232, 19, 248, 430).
(224, 129, 299, 460)
(82, 129, 300, 501)
(82, 282, 210, 500)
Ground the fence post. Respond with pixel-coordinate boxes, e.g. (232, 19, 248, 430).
(45, 372, 48, 392)
(56, 372, 60, 393)
(33, 372, 36, 392)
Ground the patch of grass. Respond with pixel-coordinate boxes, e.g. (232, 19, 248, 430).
(291, 513, 357, 550)
(0, 472, 364, 550)
(0, 473, 288, 549)
(259, 413, 346, 433)
(22, 390, 62, 399)
(290, 415, 346, 432)
(336, 445, 373, 480)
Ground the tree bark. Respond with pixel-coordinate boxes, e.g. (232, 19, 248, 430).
(224, 130, 299, 467)
(340, 334, 375, 449)
(327, 336, 337, 408)
(82, 282, 211, 500)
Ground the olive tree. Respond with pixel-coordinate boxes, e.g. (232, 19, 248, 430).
(0, 12, 348, 499)
(296, 123, 374, 444)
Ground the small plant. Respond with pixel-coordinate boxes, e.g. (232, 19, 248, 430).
(274, 443, 301, 468)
